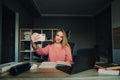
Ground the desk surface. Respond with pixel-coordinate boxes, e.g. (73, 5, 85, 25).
(0, 62, 70, 78)
(0, 63, 120, 80)
(4, 68, 70, 78)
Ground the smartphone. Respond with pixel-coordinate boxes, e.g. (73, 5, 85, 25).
(38, 34, 46, 41)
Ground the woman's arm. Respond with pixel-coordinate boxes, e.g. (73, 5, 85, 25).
(33, 45, 49, 56)
(31, 32, 49, 55)
(65, 46, 73, 64)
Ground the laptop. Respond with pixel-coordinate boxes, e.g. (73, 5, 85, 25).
(56, 48, 96, 74)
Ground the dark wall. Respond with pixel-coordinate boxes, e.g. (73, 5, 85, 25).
(0, 0, 34, 63)
(0, 1, 2, 63)
(2, 0, 34, 27)
(34, 16, 96, 55)
(95, 5, 112, 62)
(1, 5, 15, 63)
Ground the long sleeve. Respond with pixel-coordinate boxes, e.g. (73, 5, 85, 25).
(33, 44, 73, 63)
(65, 47, 73, 64)
(33, 45, 49, 56)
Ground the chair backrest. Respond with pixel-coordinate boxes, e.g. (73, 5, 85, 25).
(68, 42, 75, 53)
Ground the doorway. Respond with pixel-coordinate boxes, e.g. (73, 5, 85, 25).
(1, 5, 15, 63)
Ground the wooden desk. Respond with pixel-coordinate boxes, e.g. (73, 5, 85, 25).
(0, 63, 70, 78)
(3, 68, 69, 78)
(0, 63, 120, 80)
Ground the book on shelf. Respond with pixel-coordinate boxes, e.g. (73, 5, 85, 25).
(38, 61, 71, 68)
(98, 68, 120, 75)
(95, 63, 120, 70)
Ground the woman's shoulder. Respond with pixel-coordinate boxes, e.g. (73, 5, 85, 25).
(64, 45, 71, 50)
(46, 43, 54, 47)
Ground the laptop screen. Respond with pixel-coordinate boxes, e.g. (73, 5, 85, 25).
(56, 48, 96, 74)
(71, 48, 96, 74)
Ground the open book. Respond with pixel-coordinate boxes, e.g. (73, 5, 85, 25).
(39, 61, 71, 68)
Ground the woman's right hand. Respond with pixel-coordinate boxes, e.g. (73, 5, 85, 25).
(31, 33, 40, 43)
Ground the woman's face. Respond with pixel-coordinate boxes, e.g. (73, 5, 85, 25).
(54, 31, 63, 44)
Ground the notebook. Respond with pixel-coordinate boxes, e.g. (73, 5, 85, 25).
(56, 49, 96, 74)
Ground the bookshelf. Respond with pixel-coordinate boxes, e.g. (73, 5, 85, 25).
(19, 28, 57, 62)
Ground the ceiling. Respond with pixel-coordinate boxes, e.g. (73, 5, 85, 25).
(19, 0, 113, 17)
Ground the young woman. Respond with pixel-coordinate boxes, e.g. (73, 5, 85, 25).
(31, 28, 73, 64)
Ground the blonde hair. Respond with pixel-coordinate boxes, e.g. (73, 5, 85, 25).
(53, 28, 70, 48)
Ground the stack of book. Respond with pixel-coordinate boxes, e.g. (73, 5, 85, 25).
(0, 62, 23, 76)
(95, 63, 120, 75)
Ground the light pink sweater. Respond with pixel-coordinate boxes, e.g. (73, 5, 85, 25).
(34, 43, 73, 63)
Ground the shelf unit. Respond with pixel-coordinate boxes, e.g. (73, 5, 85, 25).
(19, 28, 57, 62)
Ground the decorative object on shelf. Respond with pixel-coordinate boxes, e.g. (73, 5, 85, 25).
(24, 31, 31, 40)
